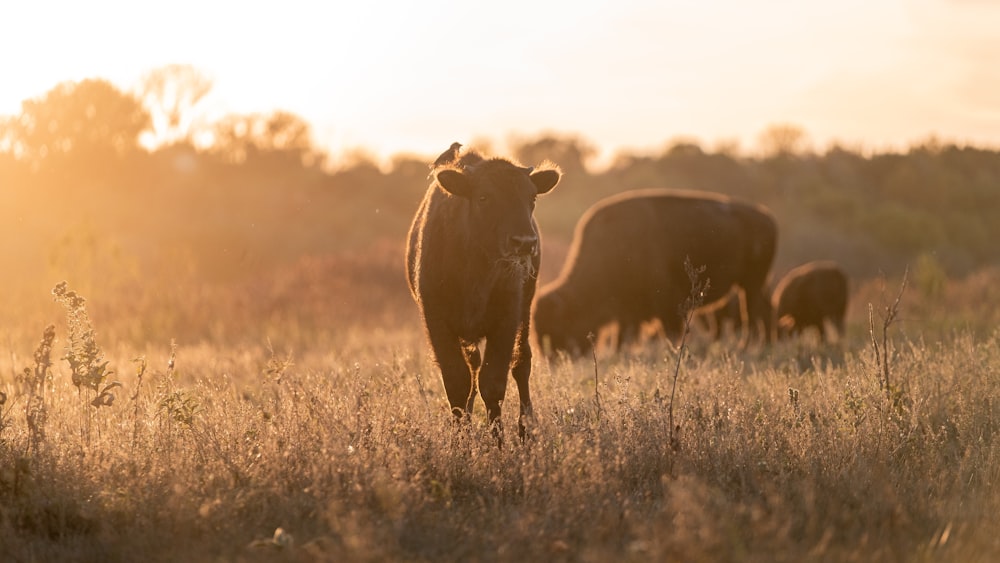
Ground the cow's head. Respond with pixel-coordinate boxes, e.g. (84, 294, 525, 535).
(435, 158, 560, 273)
(775, 313, 796, 340)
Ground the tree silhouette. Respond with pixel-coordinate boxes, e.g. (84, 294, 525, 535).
(758, 123, 809, 157)
(10, 79, 150, 170)
(138, 64, 213, 147)
(208, 111, 320, 168)
(512, 134, 596, 177)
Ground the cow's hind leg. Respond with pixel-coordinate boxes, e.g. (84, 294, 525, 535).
(658, 312, 684, 344)
(615, 317, 642, 353)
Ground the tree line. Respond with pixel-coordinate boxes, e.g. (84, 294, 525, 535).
(2, 68, 999, 288)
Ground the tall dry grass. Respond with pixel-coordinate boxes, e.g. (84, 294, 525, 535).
(1, 277, 998, 562)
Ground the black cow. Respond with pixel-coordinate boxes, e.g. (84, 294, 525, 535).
(772, 260, 849, 342)
(534, 189, 777, 357)
(406, 145, 560, 440)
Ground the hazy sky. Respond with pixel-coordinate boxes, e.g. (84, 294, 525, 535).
(2, 0, 999, 164)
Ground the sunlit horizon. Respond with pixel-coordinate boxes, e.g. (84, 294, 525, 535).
(3, 0, 999, 165)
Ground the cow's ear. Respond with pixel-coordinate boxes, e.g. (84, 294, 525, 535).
(435, 169, 475, 198)
(530, 169, 560, 195)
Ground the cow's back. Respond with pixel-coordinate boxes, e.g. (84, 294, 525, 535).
(773, 261, 849, 333)
(557, 189, 776, 307)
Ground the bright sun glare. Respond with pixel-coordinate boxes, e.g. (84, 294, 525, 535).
(1, 0, 998, 160)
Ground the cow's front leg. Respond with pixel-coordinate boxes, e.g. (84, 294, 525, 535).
(426, 322, 475, 422)
(479, 329, 516, 445)
(510, 324, 534, 442)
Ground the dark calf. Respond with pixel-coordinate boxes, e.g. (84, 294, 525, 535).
(406, 145, 560, 441)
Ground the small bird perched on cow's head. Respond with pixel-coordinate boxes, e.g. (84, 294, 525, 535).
(431, 142, 463, 169)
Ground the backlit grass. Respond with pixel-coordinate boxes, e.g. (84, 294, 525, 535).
(1, 280, 998, 561)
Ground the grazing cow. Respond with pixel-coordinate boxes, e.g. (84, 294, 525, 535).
(406, 145, 561, 440)
(772, 260, 848, 342)
(534, 189, 777, 357)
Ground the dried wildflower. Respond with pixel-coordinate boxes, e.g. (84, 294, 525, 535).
(159, 389, 199, 426)
(52, 281, 113, 392)
(263, 339, 293, 385)
(91, 381, 123, 408)
(167, 339, 177, 373)
(29, 325, 56, 395)
(23, 325, 56, 447)
(26, 394, 47, 442)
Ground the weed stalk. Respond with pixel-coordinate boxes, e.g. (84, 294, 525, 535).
(131, 356, 147, 454)
(588, 332, 600, 422)
(869, 268, 908, 402)
(669, 257, 709, 452)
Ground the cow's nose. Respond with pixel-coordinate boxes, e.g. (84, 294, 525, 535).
(508, 235, 538, 256)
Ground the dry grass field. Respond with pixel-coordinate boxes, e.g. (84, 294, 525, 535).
(5, 80, 1000, 562)
(1, 267, 998, 562)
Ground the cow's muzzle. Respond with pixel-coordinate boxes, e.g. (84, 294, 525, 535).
(507, 235, 538, 257)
